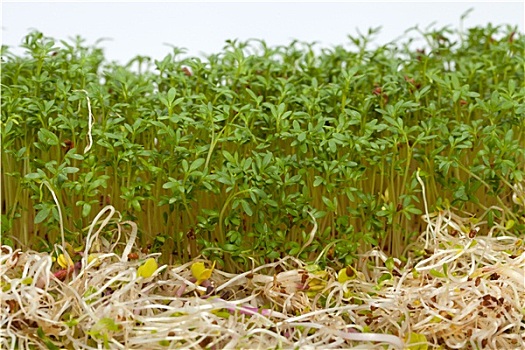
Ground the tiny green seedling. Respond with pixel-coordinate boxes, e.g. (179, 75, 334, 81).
(1, 22, 523, 273)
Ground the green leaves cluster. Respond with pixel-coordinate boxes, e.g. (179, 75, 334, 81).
(1, 24, 524, 271)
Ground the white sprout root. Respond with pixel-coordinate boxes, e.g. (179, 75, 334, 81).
(1, 205, 525, 349)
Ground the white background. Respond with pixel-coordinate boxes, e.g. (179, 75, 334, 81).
(2, 1, 524, 64)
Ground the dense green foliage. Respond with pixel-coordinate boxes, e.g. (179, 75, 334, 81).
(1, 24, 524, 271)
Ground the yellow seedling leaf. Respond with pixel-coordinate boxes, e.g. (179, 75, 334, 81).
(469, 268, 484, 279)
(64, 243, 75, 257)
(137, 258, 158, 278)
(338, 268, 350, 283)
(430, 315, 442, 323)
(406, 332, 428, 350)
(87, 253, 104, 267)
(191, 262, 205, 280)
(505, 220, 515, 230)
(383, 188, 389, 202)
(305, 264, 321, 273)
(307, 282, 327, 292)
(190, 261, 216, 285)
(211, 309, 231, 319)
(57, 254, 74, 269)
(312, 270, 329, 280)
(338, 266, 358, 283)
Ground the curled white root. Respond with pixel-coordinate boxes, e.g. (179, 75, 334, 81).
(1, 203, 524, 349)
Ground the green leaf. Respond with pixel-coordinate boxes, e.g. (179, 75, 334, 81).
(25, 172, 43, 180)
(62, 166, 79, 174)
(211, 309, 231, 319)
(189, 158, 205, 172)
(222, 150, 236, 164)
(241, 199, 253, 216)
(298, 132, 307, 142)
(131, 199, 142, 212)
(322, 196, 336, 211)
(64, 316, 79, 328)
(82, 203, 92, 217)
(429, 269, 445, 278)
(328, 139, 337, 153)
(37, 128, 59, 146)
(90, 317, 121, 335)
(385, 257, 395, 271)
(162, 178, 179, 189)
(158, 95, 169, 108)
(405, 206, 422, 215)
(222, 243, 238, 252)
(313, 176, 324, 187)
(377, 273, 392, 284)
(34, 207, 50, 224)
(181, 159, 189, 172)
(406, 332, 428, 350)
(37, 327, 60, 350)
(167, 87, 177, 104)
